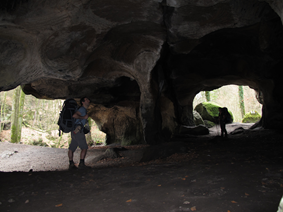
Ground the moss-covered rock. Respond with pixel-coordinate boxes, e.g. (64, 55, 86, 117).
(242, 111, 261, 123)
(194, 102, 234, 124)
(193, 110, 204, 126)
(204, 120, 215, 128)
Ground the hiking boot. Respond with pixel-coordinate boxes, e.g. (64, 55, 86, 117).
(78, 163, 91, 169)
(69, 163, 78, 170)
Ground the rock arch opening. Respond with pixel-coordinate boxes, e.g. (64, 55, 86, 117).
(193, 85, 262, 123)
(185, 76, 267, 131)
(87, 76, 143, 146)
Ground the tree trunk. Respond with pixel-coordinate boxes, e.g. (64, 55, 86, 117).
(33, 98, 38, 126)
(18, 87, 25, 140)
(0, 92, 7, 132)
(205, 91, 211, 102)
(11, 86, 25, 143)
(239, 86, 245, 118)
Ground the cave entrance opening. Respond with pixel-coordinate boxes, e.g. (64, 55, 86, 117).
(0, 88, 107, 147)
(192, 85, 262, 124)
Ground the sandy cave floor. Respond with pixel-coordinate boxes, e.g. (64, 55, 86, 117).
(1, 123, 283, 212)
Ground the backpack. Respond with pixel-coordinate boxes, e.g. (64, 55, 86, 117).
(57, 98, 78, 136)
(225, 113, 232, 123)
(223, 107, 232, 123)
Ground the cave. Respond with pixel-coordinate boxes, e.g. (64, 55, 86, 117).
(2, 1, 283, 211)
(1, 0, 283, 145)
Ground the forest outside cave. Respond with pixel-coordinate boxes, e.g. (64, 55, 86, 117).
(193, 85, 262, 123)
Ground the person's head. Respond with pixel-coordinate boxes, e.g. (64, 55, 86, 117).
(80, 97, 90, 107)
(223, 107, 228, 113)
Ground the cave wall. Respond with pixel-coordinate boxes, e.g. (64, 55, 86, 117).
(1, 0, 283, 145)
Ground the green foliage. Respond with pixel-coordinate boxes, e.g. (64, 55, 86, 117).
(22, 97, 63, 132)
(95, 140, 104, 145)
(0, 89, 69, 146)
(242, 111, 261, 123)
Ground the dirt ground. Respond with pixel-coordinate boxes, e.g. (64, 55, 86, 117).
(1, 123, 283, 212)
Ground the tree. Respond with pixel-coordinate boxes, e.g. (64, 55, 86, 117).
(238, 86, 245, 118)
(0, 91, 7, 132)
(10, 86, 25, 143)
(19, 87, 25, 137)
(205, 91, 211, 102)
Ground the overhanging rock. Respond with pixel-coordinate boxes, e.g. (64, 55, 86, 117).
(1, 0, 283, 144)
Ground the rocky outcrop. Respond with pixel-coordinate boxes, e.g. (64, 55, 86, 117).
(1, 0, 283, 145)
(195, 102, 234, 124)
(193, 110, 204, 126)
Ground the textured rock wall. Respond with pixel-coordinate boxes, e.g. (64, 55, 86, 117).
(1, 0, 283, 144)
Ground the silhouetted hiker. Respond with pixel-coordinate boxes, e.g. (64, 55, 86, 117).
(68, 97, 91, 170)
(218, 107, 230, 138)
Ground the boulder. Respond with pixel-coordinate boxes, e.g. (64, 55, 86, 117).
(242, 111, 261, 123)
(204, 120, 216, 128)
(193, 110, 204, 126)
(104, 148, 120, 159)
(178, 125, 209, 135)
(195, 102, 234, 124)
(230, 127, 245, 135)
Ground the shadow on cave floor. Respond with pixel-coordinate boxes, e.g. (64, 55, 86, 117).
(1, 123, 283, 212)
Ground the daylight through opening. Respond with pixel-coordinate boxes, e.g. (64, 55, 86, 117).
(193, 85, 262, 123)
(0, 88, 106, 147)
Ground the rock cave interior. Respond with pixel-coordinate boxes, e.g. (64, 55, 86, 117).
(2, 2, 283, 211)
(1, 0, 283, 146)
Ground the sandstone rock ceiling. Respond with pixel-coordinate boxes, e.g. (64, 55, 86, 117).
(1, 0, 283, 145)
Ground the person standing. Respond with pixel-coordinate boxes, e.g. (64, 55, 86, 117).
(218, 107, 228, 138)
(68, 97, 91, 170)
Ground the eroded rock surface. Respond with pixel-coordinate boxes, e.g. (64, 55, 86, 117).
(1, 0, 283, 144)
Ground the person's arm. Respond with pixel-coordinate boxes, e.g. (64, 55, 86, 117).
(73, 111, 88, 120)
